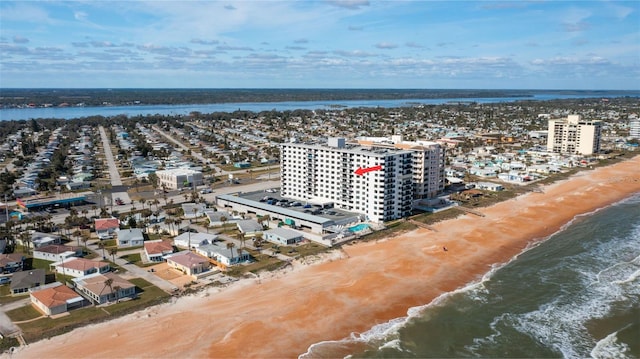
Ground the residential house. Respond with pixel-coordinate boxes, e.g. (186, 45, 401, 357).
(95, 218, 119, 240)
(205, 210, 234, 227)
(10, 269, 45, 295)
(181, 203, 207, 219)
(263, 227, 304, 246)
(117, 228, 144, 248)
(30, 282, 85, 316)
(0, 253, 25, 273)
(72, 272, 136, 304)
(144, 239, 174, 262)
(33, 244, 82, 263)
(236, 220, 264, 236)
(173, 232, 217, 250)
(195, 243, 250, 268)
(166, 251, 211, 277)
(29, 232, 62, 248)
(473, 182, 505, 192)
(52, 258, 110, 278)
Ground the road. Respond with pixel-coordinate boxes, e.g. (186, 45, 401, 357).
(98, 126, 131, 206)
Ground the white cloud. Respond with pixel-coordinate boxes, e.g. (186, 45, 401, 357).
(375, 42, 397, 49)
(326, 0, 370, 10)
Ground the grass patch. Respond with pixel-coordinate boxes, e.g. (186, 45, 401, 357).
(6, 305, 42, 322)
(120, 253, 142, 266)
(29, 258, 54, 272)
(0, 336, 19, 353)
(225, 253, 284, 277)
(0, 285, 25, 305)
(279, 242, 327, 258)
(16, 277, 170, 344)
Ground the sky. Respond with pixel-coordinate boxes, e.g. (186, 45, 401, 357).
(0, 0, 638, 89)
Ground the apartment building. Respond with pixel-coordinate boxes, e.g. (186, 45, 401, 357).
(356, 136, 446, 199)
(280, 137, 443, 222)
(155, 168, 203, 190)
(629, 117, 640, 139)
(547, 115, 602, 155)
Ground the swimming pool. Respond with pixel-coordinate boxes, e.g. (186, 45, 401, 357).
(348, 223, 370, 232)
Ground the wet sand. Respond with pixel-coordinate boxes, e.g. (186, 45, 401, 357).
(13, 156, 640, 359)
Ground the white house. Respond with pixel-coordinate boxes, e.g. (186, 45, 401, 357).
(195, 243, 250, 268)
(143, 240, 174, 262)
(33, 244, 82, 263)
(173, 232, 217, 250)
(95, 218, 119, 240)
(182, 203, 208, 219)
(51, 258, 110, 278)
(116, 228, 144, 248)
(263, 227, 304, 246)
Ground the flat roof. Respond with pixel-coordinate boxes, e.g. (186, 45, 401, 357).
(217, 194, 336, 225)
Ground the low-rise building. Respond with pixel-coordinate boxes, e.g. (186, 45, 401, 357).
(195, 243, 250, 268)
(95, 218, 119, 239)
(144, 239, 174, 262)
(10, 269, 45, 295)
(116, 228, 144, 248)
(156, 168, 203, 190)
(166, 251, 211, 277)
(72, 272, 136, 304)
(30, 282, 85, 316)
(0, 253, 25, 273)
(51, 258, 110, 278)
(263, 227, 304, 246)
(33, 244, 81, 263)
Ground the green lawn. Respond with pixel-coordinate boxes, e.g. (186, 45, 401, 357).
(0, 285, 25, 305)
(15, 277, 170, 343)
(30, 258, 54, 271)
(6, 305, 42, 322)
(226, 252, 284, 277)
(119, 253, 142, 265)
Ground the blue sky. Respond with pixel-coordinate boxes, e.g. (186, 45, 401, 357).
(1, 0, 638, 89)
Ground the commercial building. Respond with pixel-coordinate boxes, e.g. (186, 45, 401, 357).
(279, 137, 445, 223)
(155, 168, 203, 190)
(547, 115, 602, 155)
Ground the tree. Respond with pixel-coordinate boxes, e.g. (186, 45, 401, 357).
(109, 247, 118, 264)
(72, 230, 82, 247)
(98, 242, 106, 259)
(102, 278, 114, 302)
(113, 285, 122, 303)
(81, 234, 89, 252)
(226, 241, 236, 260)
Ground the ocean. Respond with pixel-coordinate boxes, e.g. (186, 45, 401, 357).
(302, 193, 640, 358)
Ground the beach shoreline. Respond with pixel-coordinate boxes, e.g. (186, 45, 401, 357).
(11, 155, 640, 359)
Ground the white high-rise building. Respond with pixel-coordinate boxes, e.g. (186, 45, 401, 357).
(280, 137, 445, 223)
(547, 115, 602, 155)
(629, 117, 640, 139)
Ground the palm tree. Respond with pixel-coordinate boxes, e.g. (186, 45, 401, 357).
(226, 241, 236, 260)
(109, 247, 118, 264)
(102, 278, 114, 302)
(98, 242, 106, 259)
(92, 205, 98, 217)
(236, 247, 243, 264)
(72, 229, 82, 247)
(220, 216, 228, 228)
(113, 285, 122, 303)
(81, 234, 89, 252)
(19, 231, 31, 254)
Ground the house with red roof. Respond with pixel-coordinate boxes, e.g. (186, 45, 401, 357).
(94, 217, 119, 239)
(30, 282, 85, 316)
(144, 239, 174, 262)
(51, 258, 110, 278)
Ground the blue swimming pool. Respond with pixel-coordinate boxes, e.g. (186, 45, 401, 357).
(348, 223, 370, 232)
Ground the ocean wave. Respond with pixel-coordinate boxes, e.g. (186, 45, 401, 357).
(299, 193, 640, 359)
(590, 327, 632, 359)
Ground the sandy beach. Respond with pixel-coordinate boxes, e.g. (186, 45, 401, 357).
(12, 155, 640, 359)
